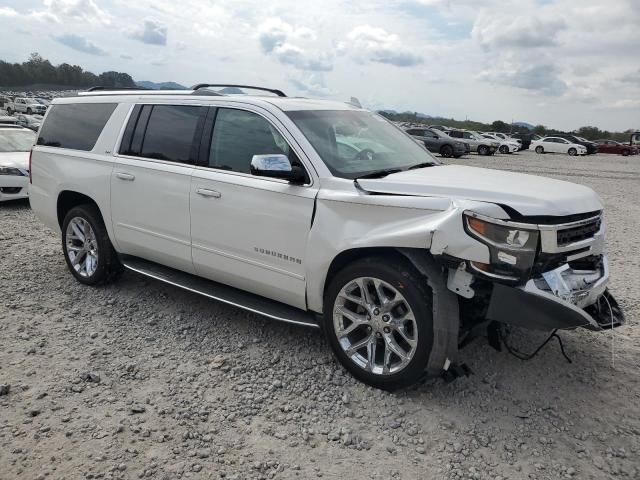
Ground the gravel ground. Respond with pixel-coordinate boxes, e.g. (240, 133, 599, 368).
(1, 150, 638, 480)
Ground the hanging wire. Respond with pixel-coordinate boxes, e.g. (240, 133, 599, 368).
(500, 328, 573, 363)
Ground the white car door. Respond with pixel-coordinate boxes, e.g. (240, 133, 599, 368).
(544, 138, 560, 153)
(190, 106, 317, 309)
(111, 104, 208, 273)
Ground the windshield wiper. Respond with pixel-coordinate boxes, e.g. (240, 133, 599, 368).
(355, 168, 403, 180)
(407, 162, 436, 171)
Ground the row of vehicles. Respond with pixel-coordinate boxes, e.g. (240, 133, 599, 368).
(404, 124, 638, 158)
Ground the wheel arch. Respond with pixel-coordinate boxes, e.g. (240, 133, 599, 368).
(321, 246, 460, 375)
(57, 190, 103, 228)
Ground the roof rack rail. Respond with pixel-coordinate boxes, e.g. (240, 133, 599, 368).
(86, 86, 150, 92)
(190, 84, 287, 97)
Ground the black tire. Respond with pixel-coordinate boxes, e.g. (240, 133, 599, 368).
(477, 145, 489, 155)
(26, 108, 32, 115)
(622, 149, 629, 156)
(61, 204, 123, 286)
(535, 146, 544, 154)
(6, 107, 12, 115)
(323, 256, 433, 390)
(568, 147, 577, 156)
(440, 144, 454, 158)
(499, 145, 508, 154)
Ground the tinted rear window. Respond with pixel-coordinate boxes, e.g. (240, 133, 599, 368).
(141, 105, 204, 163)
(119, 105, 206, 164)
(37, 103, 116, 151)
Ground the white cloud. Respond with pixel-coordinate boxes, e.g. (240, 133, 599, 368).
(41, 0, 112, 25)
(472, 12, 567, 49)
(257, 18, 332, 71)
(0, 7, 19, 17)
(478, 63, 568, 96)
(347, 25, 422, 67)
(53, 33, 108, 56)
(130, 19, 167, 46)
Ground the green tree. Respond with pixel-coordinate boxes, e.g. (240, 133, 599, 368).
(532, 125, 546, 135)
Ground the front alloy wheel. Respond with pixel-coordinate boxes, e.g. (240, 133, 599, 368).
(333, 277, 418, 375)
(324, 257, 434, 390)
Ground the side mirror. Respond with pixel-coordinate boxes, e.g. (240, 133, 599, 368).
(250, 154, 306, 183)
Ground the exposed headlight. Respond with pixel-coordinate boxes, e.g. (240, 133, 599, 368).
(464, 211, 539, 281)
(0, 167, 25, 176)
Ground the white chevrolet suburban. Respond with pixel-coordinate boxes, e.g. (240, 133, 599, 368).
(30, 85, 624, 389)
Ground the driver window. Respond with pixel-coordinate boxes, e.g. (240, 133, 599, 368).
(209, 108, 290, 174)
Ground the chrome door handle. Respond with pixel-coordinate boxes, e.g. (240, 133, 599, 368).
(196, 187, 221, 198)
(115, 172, 135, 181)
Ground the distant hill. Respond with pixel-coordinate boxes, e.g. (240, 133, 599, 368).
(513, 121, 534, 130)
(135, 80, 187, 90)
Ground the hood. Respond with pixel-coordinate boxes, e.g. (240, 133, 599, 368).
(356, 165, 602, 216)
(0, 151, 30, 171)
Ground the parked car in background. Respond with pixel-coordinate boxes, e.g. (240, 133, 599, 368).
(596, 140, 638, 156)
(531, 137, 587, 156)
(482, 134, 520, 154)
(447, 129, 499, 155)
(631, 131, 640, 148)
(556, 134, 598, 154)
(511, 132, 534, 150)
(406, 127, 468, 158)
(487, 132, 522, 147)
(428, 125, 448, 132)
(15, 114, 43, 132)
(0, 96, 11, 109)
(0, 115, 19, 125)
(0, 125, 35, 202)
(6, 97, 48, 116)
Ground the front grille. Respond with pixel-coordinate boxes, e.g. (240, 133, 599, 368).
(557, 217, 601, 246)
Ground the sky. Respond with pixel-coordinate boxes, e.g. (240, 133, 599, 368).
(0, 0, 638, 131)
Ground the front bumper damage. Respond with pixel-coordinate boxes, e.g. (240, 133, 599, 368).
(487, 257, 624, 331)
(452, 211, 625, 332)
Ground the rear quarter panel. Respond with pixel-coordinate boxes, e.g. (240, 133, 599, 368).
(30, 102, 131, 243)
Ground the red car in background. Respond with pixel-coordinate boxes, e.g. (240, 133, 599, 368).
(596, 140, 638, 156)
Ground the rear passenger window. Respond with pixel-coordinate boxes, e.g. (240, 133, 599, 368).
(209, 108, 289, 173)
(37, 103, 116, 151)
(120, 105, 206, 164)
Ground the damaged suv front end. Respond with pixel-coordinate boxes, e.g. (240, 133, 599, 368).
(455, 210, 624, 332)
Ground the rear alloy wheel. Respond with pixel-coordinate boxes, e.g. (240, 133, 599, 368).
(499, 145, 508, 154)
(622, 149, 629, 156)
(440, 144, 454, 158)
(324, 257, 433, 390)
(27, 108, 32, 115)
(478, 145, 489, 156)
(6, 108, 12, 115)
(535, 146, 544, 154)
(568, 147, 577, 156)
(62, 205, 123, 285)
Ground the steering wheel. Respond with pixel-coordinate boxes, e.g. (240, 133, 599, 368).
(354, 148, 376, 161)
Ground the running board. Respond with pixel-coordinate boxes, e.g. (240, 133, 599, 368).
(120, 256, 320, 328)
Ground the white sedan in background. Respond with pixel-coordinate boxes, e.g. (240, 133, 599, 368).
(531, 137, 587, 156)
(482, 134, 520, 153)
(0, 125, 35, 202)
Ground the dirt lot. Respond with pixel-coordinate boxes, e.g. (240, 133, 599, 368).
(1, 150, 638, 480)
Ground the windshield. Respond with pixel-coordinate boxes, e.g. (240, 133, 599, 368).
(287, 110, 439, 179)
(0, 129, 36, 152)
